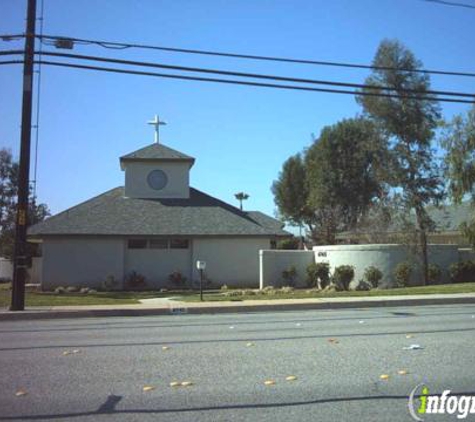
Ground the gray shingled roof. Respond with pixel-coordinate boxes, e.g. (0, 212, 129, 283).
(28, 187, 290, 237)
(120, 143, 195, 163)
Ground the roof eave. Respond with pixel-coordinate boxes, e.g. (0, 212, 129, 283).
(119, 157, 195, 170)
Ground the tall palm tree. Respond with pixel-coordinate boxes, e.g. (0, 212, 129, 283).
(234, 192, 249, 210)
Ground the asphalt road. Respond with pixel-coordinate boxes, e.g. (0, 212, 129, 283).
(0, 305, 474, 422)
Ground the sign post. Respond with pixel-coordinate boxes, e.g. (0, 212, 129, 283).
(196, 260, 206, 302)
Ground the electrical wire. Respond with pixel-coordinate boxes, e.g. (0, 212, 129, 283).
(0, 60, 23, 65)
(38, 51, 475, 99)
(36, 60, 475, 104)
(32, 0, 45, 198)
(30, 34, 475, 79)
(422, 0, 475, 10)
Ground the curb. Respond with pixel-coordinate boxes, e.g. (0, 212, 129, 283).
(1, 296, 475, 321)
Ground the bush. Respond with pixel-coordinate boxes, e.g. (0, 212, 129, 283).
(168, 270, 187, 287)
(280, 286, 295, 294)
(393, 262, 412, 287)
(223, 290, 242, 297)
(282, 265, 297, 287)
(125, 271, 147, 290)
(427, 263, 443, 285)
(102, 274, 119, 291)
(333, 265, 355, 291)
(449, 260, 475, 283)
(262, 286, 276, 295)
(54, 286, 65, 294)
(277, 238, 300, 250)
(355, 279, 372, 291)
(242, 289, 257, 296)
(306, 262, 330, 289)
(364, 266, 383, 288)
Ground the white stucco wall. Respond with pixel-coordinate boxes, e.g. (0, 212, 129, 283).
(41, 238, 125, 290)
(313, 244, 459, 287)
(124, 161, 190, 199)
(0, 258, 13, 280)
(1, 257, 42, 284)
(29, 257, 42, 284)
(125, 248, 191, 288)
(192, 238, 270, 287)
(259, 250, 315, 289)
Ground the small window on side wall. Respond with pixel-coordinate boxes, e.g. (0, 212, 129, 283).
(170, 239, 189, 249)
(128, 239, 147, 249)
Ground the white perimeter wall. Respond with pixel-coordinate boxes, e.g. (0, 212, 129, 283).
(313, 244, 459, 288)
(0, 258, 13, 280)
(192, 238, 270, 288)
(42, 238, 125, 290)
(1, 257, 43, 284)
(259, 250, 315, 289)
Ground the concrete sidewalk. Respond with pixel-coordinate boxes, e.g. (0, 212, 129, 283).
(1, 292, 475, 321)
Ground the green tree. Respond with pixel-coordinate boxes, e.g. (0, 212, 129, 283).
(442, 105, 475, 246)
(234, 191, 249, 210)
(305, 117, 387, 241)
(357, 39, 444, 285)
(0, 148, 50, 259)
(272, 153, 315, 231)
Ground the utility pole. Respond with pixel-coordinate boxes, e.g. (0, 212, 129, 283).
(10, 0, 37, 311)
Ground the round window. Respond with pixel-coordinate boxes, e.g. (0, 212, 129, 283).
(147, 169, 168, 190)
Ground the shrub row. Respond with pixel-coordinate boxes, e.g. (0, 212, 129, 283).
(280, 259, 475, 291)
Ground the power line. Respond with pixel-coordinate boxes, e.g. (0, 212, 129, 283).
(37, 51, 475, 99)
(4, 34, 475, 78)
(0, 60, 23, 66)
(422, 0, 475, 10)
(29, 34, 475, 79)
(36, 60, 475, 104)
(32, 0, 45, 198)
(1, 51, 473, 103)
(0, 49, 24, 56)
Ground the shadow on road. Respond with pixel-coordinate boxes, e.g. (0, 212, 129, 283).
(1, 391, 475, 420)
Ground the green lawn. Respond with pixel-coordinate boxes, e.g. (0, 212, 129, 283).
(0, 282, 474, 307)
(179, 282, 475, 302)
(0, 284, 192, 308)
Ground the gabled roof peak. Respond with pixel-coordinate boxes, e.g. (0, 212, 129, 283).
(120, 143, 195, 168)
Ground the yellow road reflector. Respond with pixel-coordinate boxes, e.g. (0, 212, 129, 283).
(72, 349, 80, 354)
(398, 370, 408, 375)
(246, 342, 254, 347)
(15, 389, 27, 397)
(405, 334, 413, 339)
(62, 351, 71, 356)
(181, 381, 193, 387)
(162, 346, 170, 351)
(170, 382, 180, 387)
(380, 374, 390, 380)
(286, 375, 297, 381)
(264, 380, 276, 386)
(142, 386, 155, 392)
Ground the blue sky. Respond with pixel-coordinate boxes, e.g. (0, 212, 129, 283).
(1, 0, 474, 224)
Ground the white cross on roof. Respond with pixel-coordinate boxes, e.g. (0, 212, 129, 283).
(147, 114, 167, 144)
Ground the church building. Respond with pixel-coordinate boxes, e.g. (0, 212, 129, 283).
(28, 118, 290, 290)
